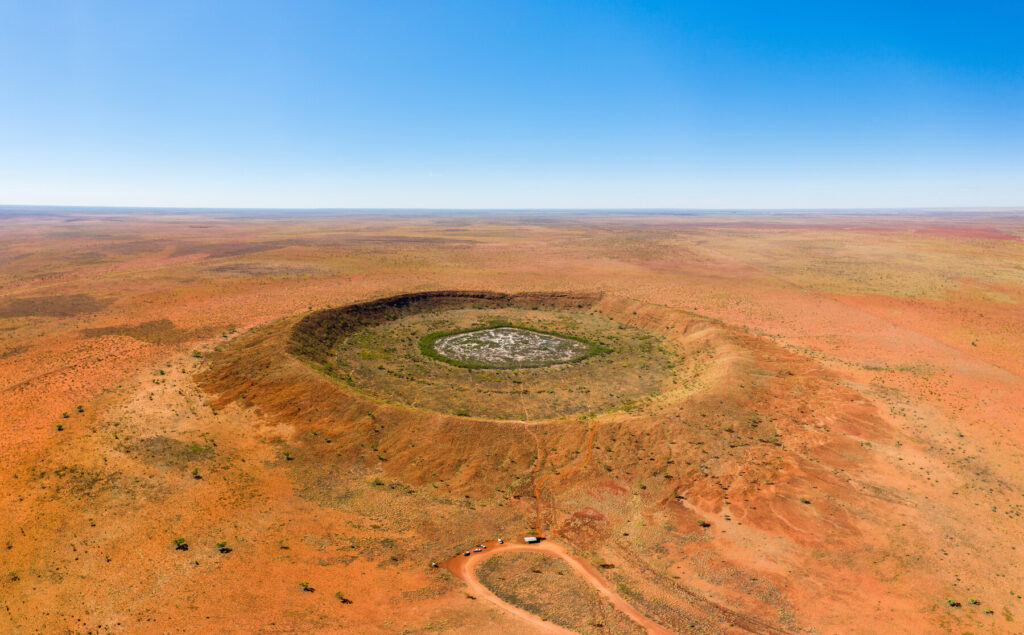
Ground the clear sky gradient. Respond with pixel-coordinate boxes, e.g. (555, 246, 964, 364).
(1, 1, 1022, 209)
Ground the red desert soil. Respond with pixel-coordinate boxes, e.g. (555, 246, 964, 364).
(1, 209, 1023, 633)
(442, 538, 671, 634)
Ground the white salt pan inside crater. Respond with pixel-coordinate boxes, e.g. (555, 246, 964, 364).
(433, 327, 589, 366)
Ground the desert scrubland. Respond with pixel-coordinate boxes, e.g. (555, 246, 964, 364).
(1, 209, 1023, 633)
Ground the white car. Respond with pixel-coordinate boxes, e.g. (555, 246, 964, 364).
(497, 538, 504, 544)
(473, 548, 482, 552)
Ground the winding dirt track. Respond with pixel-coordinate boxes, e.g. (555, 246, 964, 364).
(442, 539, 672, 634)
(439, 420, 675, 633)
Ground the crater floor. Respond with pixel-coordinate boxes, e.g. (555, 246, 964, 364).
(327, 305, 677, 420)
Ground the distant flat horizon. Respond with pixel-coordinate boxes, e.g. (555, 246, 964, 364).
(2, 204, 1023, 217)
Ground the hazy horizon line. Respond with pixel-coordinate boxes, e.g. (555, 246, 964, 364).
(3, 203, 1024, 216)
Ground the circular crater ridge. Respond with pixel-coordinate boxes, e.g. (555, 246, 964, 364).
(430, 326, 593, 368)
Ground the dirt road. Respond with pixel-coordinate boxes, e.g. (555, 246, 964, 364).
(441, 538, 671, 634)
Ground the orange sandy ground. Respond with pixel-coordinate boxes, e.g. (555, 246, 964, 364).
(1, 210, 1023, 633)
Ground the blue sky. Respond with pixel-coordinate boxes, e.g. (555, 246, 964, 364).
(1, 1, 1022, 208)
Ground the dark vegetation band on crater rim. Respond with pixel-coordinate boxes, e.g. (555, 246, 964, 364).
(418, 322, 612, 369)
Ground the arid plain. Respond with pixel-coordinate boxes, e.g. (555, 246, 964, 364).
(2, 209, 1023, 634)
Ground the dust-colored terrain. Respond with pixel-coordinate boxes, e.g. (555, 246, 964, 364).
(1, 208, 1023, 633)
